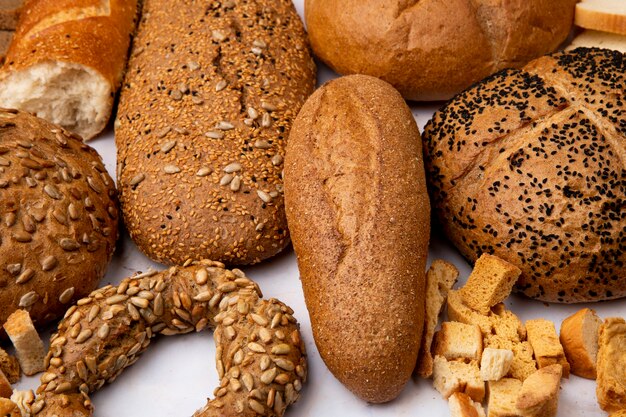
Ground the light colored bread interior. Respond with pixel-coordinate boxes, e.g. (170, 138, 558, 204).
(0, 62, 110, 140)
(433, 356, 485, 402)
(485, 335, 537, 382)
(575, 0, 626, 35)
(434, 321, 483, 362)
(3, 310, 46, 376)
(567, 30, 626, 53)
(449, 392, 487, 417)
(560, 308, 601, 379)
(481, 348, 514, 382)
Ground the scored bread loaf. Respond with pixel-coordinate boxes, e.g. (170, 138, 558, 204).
(305, 0, 576, 100)
(285, 75, 430, 402)
(560, 308, 602, 379)
(116, 0, 315, 266)
(0, 109, 119, 329)
(423, 48, 626, 303)
(597, 317, 626, 412)
(0, 0, 138, 140)
(575, 0, 626, 35)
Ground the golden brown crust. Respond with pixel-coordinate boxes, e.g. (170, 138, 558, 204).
(305, 0, 576, 101)
(423, 48, 626, 302)
(597, 317, 626, 412)
(0, 109, 118, 329)
(560, 308, 601, 379)
(0, 348, 19, 385)
(116, 0, 315, 266)
(285, 74, 430, 403)
(31, 261, 306, 417)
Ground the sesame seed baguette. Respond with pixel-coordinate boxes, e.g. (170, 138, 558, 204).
(0, 0, 139, 140)
(30, 261, 307, 417)
(423, 47, 626, 303)
(116, 0, 316, 266)
(0, 109, 119, 330)
(285, 74, 430, 403)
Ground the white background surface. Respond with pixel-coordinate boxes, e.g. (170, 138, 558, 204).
(14, 1, 626, 416)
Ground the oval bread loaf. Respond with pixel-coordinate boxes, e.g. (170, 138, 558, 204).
(423, 48, 625, 303)
(116, 0, 316, 266)
(285, 75, 430, 403)
(0, 109, 118, 329)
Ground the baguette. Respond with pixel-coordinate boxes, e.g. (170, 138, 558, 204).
(116, 0, 316, 266)
(575, 0, 626, 35)
(560, 308, 601, 379)
(285, 74, 430, 402)
(0, 0, 138, 140)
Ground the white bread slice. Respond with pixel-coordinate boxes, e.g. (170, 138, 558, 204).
(459, 254, 520, 315)
(3, 310, 46, 376)
(516, 364, 563, 417)
(525, 319, 570, 378)
(560, 308, 601, 379)
(434, 321, 483, 362)
(597, 317, 626, 412)
(480, 348, 514, 381)
(575, 0, 626, 35)
(449, 392, 487, 417)
(433, 356, 485, 402)
(567, 30, 626, 53)
(417, 259, 459, 378)
(487, 378, 523, 417)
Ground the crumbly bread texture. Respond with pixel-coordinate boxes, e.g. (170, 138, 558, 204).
(433, 356, 485, 402)
(526, 319, 570, 378)
(487, 378, 523, 417)
(597, 317, 626, 412)
(480, 348, 514, 382)
(3, 310, 45, 376)
(0, 370, 11, 398)
(117, 0, 316, 267)
(575, 0, 626, 35)
(424, 48, 626, 302)
(0, 349, 19, 385)
(567, 30, 626, 53)
(434, 321, 483, 362)
(516, 364, 562, 417)
(560, 308, 601, 379)
(459, 254, 520, 314)
(285, 75, 429, 403)
(485, 336, 537, 382)
(0, 0, 21, 31)
(449, 392, 487, 417)
(0, 398, 19, 417)
(0, 109, 119, 329)
(0, 0, 138, 140)
(417, 259, 459, 378)
(448, 290, 493, 335)
(305, 0, 576, 101)
(491, 304, 527, 342)
(9, 390, 33, 417)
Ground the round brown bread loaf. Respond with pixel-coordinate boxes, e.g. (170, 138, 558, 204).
(0, 109, 118, 328)
(305, 0, 577, 101)
(284, 75, 430, 403)
(116, 0, 316, 266)
(423, 48, 625, 303)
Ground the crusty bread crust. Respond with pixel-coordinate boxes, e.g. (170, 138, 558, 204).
(285, 75, 430, 403)
(560, 308, 601, 379)
(117, 0, 315, 266)
(424, 48, 626, 302)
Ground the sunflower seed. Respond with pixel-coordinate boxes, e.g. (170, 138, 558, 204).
(15, 269, 34, 284)
(41, 372, 58, 383)
(195, 167, 212, 177)
(224, 326, 236, 340)
(85, 356, 97, 374)
(271, 155, 283, 166)
(254, 139, 271, 149)
(59, 287, 75, 304)
(220, 174, 233, 186)
(160, 141, 177, 154)
(247, 107, 259, 120)
(170, 90, 183, 100)
(223, 162, 242, 173)
(106, 294, 128, 305)
(261, 113, 272, 128)
(271, 344, 291, 355)
(55, 382, 72, 394)
(274, 358, 295, 371)
(7, 263, 22, 275)
(13, 231, 32, 242)
(163, 165, 180, 174)
(230, 176, 241, 192)
(217, 121, 235, 130)
(193, 291, 212, 302)
(248, 342, 265, 353)
(242, 372, 254, 392)
(218, 282, 237, 293)
(76, 329, 93, 344)
(87, 177, 102, 193)
(251, 46, 263, 55)
(87, 305, 100, 323)
(215, 80, 227, 92)
(271, 313, 282, 329)
(261, 101, 277, 111)
(274, 373, 290, 385)
(260, 367, 277, 385)
(59, 238, 80, 251)
(259, 328, 272, 344)
(76, 360, 88, 380)
(251, 313, 268, 326)
(257, 190, 272, 203)
(155, 126, 171, 138)
(249, 399, 265, 414)
(212, 30, 226, 41)
(98, 324, 110, 339)
(19, 291, 39, 307)
(205, 130, 224, 140)
(44, 184, 62, 199)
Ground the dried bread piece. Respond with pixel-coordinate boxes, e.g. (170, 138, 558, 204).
(0, 0, 21, 31)
(3, 310, 45, 376)
(487, 378, 523, 417)
(417, 259, 459, 378)
(576, 0, 626, 35)
(491, 304, 526, 342)
(560, 308, 601, 379)
(526, 319, 570, 378)
(459, 254, 521, 314)
(0, 398, 19, 417)
(485, 335, 537, 382)
(448, 290, 493, 335)
(516, 364, 563, 417)
(9, 390, 33, 417)
(434, 321, 483, 362)
(433, 356, 485, 402)
(567, 30, 626, 53)
(0, 370, 11, 398)
(597, 317, 626, 412)
(0, 349, 19, 384)
(610, 411, 626, 417)
(480, 348, 514, 381)
(449, 392, 487, 417)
